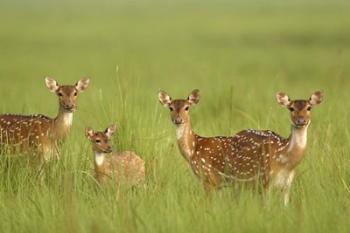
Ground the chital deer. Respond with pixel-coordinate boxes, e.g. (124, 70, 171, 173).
(85, 124, 145, 186)
(159, 89, 323, 205)
(0, 77, 90, 160)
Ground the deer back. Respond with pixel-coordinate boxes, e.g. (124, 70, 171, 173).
(189, 129, 289, 187)
(96, 151, 145, 186)
(0, 114, 54, 155)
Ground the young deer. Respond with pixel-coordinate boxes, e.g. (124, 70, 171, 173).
(159, 89, 323, 205)
(0, 77, 90, 160)
(85, 125, 145, 186)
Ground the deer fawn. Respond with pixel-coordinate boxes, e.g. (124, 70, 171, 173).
(85, 124, 145, 186)
(0, 77, 90, 160)
(159, 89, 323, 205)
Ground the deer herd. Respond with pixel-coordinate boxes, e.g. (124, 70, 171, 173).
(0, 77, 324, 205)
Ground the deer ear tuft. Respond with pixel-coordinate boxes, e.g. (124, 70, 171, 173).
(276, 92, 291, 106)
(188, 89, 200, 105)
(158, 90, 172, 106)
(104, 124, 117, 138)
(309, 90, 324, 106)
(45, 77, 59, 92)
(76, 77, 90, 92)
(85, 127, 94, 139)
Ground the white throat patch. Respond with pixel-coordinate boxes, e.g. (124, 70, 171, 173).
(175, 124, 194, 159)
(63, 113, 73, 127)
(95, 153, 105, 166)
(176, 124, 185, 140)
(288, 125, 308, 152)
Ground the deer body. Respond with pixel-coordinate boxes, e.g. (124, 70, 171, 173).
(86, 125, 145, 186)
(93, 151, 145, 186)
(159, 89, 323, 205)
(0, 77, 89, 160)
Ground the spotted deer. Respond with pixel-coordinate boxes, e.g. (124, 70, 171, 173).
(0, 77, 90, 160)
(85, 124, 145, 186)
(159, 89, 323, 205)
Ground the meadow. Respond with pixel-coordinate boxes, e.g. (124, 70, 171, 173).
(0, 0, 350, 232)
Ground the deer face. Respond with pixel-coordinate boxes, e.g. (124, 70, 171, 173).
(45, 77, 90, 113)
(159, 89, 200, 125)
(85, 125, 116, 154)
(276, 91, 324, 128)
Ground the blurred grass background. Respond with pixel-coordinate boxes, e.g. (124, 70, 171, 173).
(0, 0, 350, 232)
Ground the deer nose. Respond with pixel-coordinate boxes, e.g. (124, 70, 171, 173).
(174, 117, 183, 125)
(106, 146, 112, 153)
(64, 103, 74, 109)
(295, 117, 306, 125)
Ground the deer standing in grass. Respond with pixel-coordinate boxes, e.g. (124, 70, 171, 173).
(159, 89, 323, 205)
(85, 125, 145, 186)
(0, 77, 90, 160)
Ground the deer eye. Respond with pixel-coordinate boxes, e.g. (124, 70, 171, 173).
(307, 107, 311, 111)
(95, 139, 101, 143)
(58, 92, 63, 97)
(288, 107, 295, 112)
(73, 92, 77, 96)
(184, 106, 189, 111)
(169, 107, 174, 111)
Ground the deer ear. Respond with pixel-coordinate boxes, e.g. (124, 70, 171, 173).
(309, 90, 324, 106)
(85, 127, 94, 139)
(45, 77, 59, 92)
(276, 92, 291, 106)
(104, 124, 116, 138)
(158, 90, 172, 106)
(76, 77, 90, 92)
(188, 89, 200, 105)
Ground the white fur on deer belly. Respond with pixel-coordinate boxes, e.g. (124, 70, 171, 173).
(272, 169, 293, 189)
(64, 113, 73, 127)
(95, 153, 105, 166)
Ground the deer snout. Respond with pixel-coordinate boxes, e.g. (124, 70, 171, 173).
(295, 117, 307, 126)
(173, 117, 183, 125)
(105, 146, 112, 153)
(63, 103, 76, 112)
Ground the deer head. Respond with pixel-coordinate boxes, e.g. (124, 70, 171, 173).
(158, 89, 200, 125)
(276, 90, 324, 128)
(85, 124, 117, 154)
(45, 77, 90, 113)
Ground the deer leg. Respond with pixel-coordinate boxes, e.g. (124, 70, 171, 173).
(203, 179, 219, 196)
(203, 181, 213, 193)
(282, 170, 295, 206)
(203, 172, 222, 194)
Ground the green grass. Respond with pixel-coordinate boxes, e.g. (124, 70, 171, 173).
(0, 0, 350, 232)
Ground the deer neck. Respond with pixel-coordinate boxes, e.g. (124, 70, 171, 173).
(286, 123, 309, 165)
(52, 106, 74, 141)
(176, 121, 196, 161)
(94, 152, 106, 167)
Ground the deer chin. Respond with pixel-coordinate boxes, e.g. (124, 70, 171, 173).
(103, 149, 112, 154)
(173, 119, 184, 125)
(64, 108, 76, 113)
(291, 120, 310, 129)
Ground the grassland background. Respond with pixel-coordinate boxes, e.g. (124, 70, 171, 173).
(0, 0, 350, 232)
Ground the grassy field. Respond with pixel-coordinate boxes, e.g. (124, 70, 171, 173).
(0, 0, 350, 232)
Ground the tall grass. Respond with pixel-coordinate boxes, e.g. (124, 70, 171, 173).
(0, 1, 349, 232)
